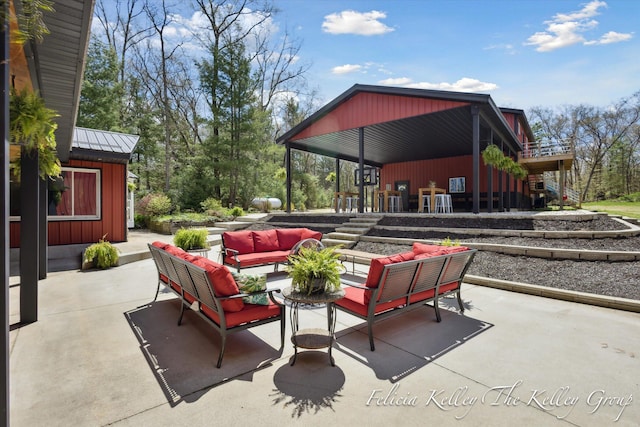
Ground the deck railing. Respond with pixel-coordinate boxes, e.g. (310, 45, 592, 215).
(521, 140, 572, 159)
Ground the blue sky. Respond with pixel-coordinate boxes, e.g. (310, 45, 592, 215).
(97, 0, 638, 111)
(271, 0, 638, 110)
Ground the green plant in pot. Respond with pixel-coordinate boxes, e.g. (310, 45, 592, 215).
(173, 228, 209, 251)
(83, 235, 119, 269)
(287, 246, 342, 295)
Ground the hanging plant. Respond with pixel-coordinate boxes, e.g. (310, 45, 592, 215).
(9, 88, 61, 179)
(481, 144, 504, 167)
(482, 144, 528, 179)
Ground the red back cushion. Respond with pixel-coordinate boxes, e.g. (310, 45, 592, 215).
(253, 229, 280, 252)
(164, 244, 188, 258)
(152, 241, 170, 249)
(276, 228, 304, 250)
(223, 230, 255, 255)
(301, 228, 323, 241)
(365, 251, 416, 288)
(193, 258, 244, 312)
(413, 242, 469, 256)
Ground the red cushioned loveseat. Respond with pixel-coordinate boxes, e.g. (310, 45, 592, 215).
(148, 241, 285, 368)
(336, 243, 477, 351)
(221, 228, 322, 272)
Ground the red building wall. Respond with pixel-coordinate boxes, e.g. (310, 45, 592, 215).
(10, 159, 128, 247)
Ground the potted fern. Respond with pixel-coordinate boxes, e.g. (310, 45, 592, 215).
(286, 246, 342, 295)
(173, 228, 209, 251)
(82, 236, 119, 269)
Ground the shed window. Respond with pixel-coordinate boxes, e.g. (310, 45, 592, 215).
(49, 168, 101, 219)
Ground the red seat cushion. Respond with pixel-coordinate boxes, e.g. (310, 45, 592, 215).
(223, 230, 255, 255)
(253, 229, 280, 252)
(438, 281, 460, 295)
(335, 286, 408, 317)
(226, 251, 290, 268)
(193, 258, 244, 312)
(200, 300, 281, 328)
(276, 228, 304, 250)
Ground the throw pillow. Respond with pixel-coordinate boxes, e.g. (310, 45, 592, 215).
(232, 272, 269, 305)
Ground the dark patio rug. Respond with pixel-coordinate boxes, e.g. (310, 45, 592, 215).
(124, 298, 283, 405)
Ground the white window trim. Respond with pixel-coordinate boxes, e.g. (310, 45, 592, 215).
(48, 167, 101, 221)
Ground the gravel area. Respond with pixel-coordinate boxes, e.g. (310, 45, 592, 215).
(250, 214, 640, 301)
(353, 241, 640, 301)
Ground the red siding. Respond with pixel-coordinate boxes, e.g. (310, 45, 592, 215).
(381, 155, 523, 198)
(292, 92, 469, 139)
(10, 160, 128, 247)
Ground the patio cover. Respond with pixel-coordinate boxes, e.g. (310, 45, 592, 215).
(276, 84, 527, 213)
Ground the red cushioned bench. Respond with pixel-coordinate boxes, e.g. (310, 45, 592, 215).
(148, 242, 285, 368)
(221, 228, 322, 272)
(336, 243, 477, 351)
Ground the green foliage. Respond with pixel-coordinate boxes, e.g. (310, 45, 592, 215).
(481, 144, 504, 167)
(618, 192, 640, 202)
(482, 144, 528, 179)
(77, 38, 124, 130)
(440, 237, 461, 247)
(200, 197, 225, 216)
(9, 88, 61, 179)
(13, 0, 54, 44)
(83, 236, 119, 269)
(134, 214, 149, 229)
(286, 246, 342, 295)
(140, 193, 172, 217)
(173, 228, 209, 250)
(230, 206, 244, 218)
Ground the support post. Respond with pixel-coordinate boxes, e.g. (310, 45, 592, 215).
(471, 105, 480, 214)
(1, 3, 10, 422)
(285, 144, 291, 213)
(20, 148, 39, 323)
(334, 157, 340, 213)
(558, 160, 565, 210)
(39, 179, 47, 279)
(358, 127, 365, 213)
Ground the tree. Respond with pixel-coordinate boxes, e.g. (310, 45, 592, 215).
(77, 38, 123, 130)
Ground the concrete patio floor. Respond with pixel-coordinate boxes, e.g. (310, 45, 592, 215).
(9, 243, 640, 426)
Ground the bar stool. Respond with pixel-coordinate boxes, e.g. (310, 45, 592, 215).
(346, 196, 358, 212)
(435, 194, 453, 213)
(421, 195, 431, 213)
(388, 195, 402, 212)
(333, 197, 342, 212)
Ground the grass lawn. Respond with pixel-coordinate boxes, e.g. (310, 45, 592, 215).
(582, 200, 640, 220)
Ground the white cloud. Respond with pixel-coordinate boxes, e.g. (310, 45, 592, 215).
(378, 77, 412, 85)
(331, 64, 362, 74)
(406, 78, 498, 92)
(322, 10, 394, 35)
(525, 1, 632, 52)
(585, 30, 634, 45)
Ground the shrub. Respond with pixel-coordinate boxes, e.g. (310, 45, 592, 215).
(230, 206, 244, 219)
(200, 197, 225, 216)
(83, 236, 119, 269)
(146, 193, 172, 217)
(173, 228, 209, 250)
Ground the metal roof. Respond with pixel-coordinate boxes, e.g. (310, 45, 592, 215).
(20, 0, 95, 162)
(71, 127, 140, 163)
(277, 84, 527, 167)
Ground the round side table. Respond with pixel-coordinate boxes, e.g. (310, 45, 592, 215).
(282, 287, 345, 366)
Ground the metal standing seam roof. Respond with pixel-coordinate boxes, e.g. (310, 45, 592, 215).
(70, 127, 140, 163)
(276, 84, 529, 167)
(20, 0, 95, 163)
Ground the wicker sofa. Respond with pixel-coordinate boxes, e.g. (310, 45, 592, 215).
(336, 243, 477, 351)
(148, 242, 285, 368)
(221, 228, 322, 272)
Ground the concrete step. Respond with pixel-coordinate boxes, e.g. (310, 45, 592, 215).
(348, 217, 381, 225)
(214, 221, 252, 230)
(325, 232, 360, 241)
(206, 227, 228, 235)
(322, 238, 356, 249)
(334, 226, 370, 234)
